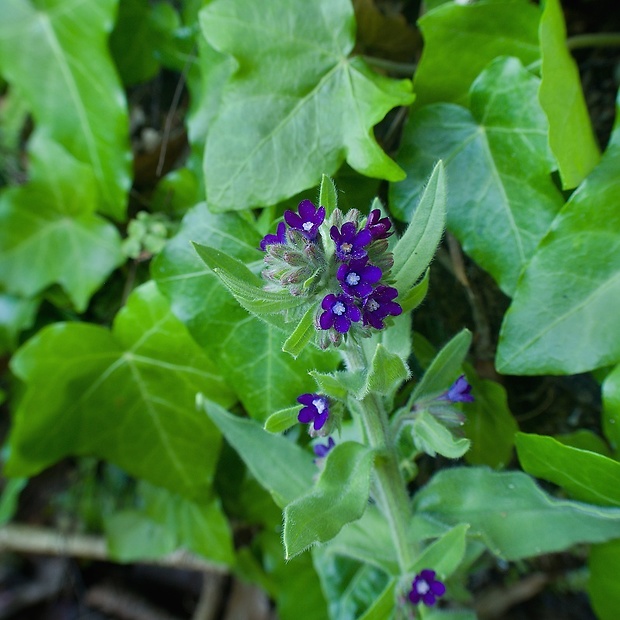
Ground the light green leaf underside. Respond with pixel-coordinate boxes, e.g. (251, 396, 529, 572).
(7, 282, 234, 499)
(200, 0, 414, 211)
(0, 0, 131, 219)
(392, 57, 564, 295)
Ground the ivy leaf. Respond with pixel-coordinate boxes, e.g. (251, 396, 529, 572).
(413, 467, 620, 560)
(413, 0, 540, 107)
(199, 0, 414, 211)
(539, 0, 600, 188)
(0, 134, 123, 311)
(496, 93, 620, 374)
(392, 57, 564, 295)
(152, 204, 338, 420)
(0, 0, 131, 219)
(7, 282, 234, 499)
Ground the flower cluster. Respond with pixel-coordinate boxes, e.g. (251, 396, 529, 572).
(259, 199, 402, 345)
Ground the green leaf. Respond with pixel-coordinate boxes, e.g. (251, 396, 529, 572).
(0, 294, 38, 354)
(105, 511, 177, 562)
(413, 0, 540, 107)
(0, 478, 27, 526)
(139, 482, 234, 566)
(603, 364, 620, 455)
(309, 370, 357, 401)
(284, 442, 374, 558)
(539, 0, 599, 188)
(399, 269, 430, 314)
(357, 580, 396, 620)
(410, 410, 470, 459)
(516, 433, 620, 507)
(200, 0, 414, 211)
(264, 405, 300, 434)
(200, 397, 315, 507)
(588, 539, 620, 620)
(463, 369, 517, 469)
(153, 204, 338, 420)
(496, 93, 620, 374)
(392, 161, 445, 296)
(411, 524, 469, 577)
(0, 0, 131, 218)
(364, 344, 410, 397)
(0, 134, 123, 311)
(319, 174, 338, 218)
(7, 282, 234, 499)
(555, 429, 612, 457)
(410, 329, 472, 403)
(393, 57, 564, 295)
(413, 467, 620, 560)
(282, 303, 319, 358)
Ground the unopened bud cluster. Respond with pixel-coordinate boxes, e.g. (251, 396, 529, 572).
(260, 199, 402, 347)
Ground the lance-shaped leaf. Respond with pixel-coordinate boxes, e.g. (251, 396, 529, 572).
(497, 92, 620, 374)
(414, 0, 540, 107)
(201, 397, 315, 507)
(199, 0, 414, 211)
(363, 344, 410, 397)
(392, 161, 446, 296)
(0, 134, 123, 311)
(409, 410, 471, 460)
(603, 364, 620, 456)
(589, 539, 620, 620)
(284, 442, 374, 558)
(392, 57, 564, 295)
(539, 0, 599, 188)
(153, 204, 338, 420)
(0, 0, 131, 219)
(7, 282, 234, 499)
(413, 467, 620, 560)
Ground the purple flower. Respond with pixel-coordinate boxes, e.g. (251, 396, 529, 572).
(365, 209, 393, 240)
(319, 293, 361, 333)
(284, 200, 325, 240)
(408, 570, 445, 607)
(444, 375, 474, 403)
(337, 258, 382, 298)
(297, 393, 330, 431)
(362, 285, 402, 330)
(330, 222, 372, 262)
(313, 437, 335, 459)
(259, 221, 287, 251)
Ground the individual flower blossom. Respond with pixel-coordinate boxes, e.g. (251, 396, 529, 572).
(319, 293, 361, 333)
(284, 199, 325, 240)
(330, 221, 372, 262)
(337, 258, 382, 298)
(408, 570, 446, 607)
(361, 285, 402, 329)
(297, 393, 330, 431)
(365, 208, 393, 240)
(313, 436, 335, 459)
(259, 221, 287, 251)
(441, 375, 474, 403)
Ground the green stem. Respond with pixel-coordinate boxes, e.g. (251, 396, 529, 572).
(567, 33, 620, 50)
(361, 55, 416, 77)
(344, 344, 415, 572)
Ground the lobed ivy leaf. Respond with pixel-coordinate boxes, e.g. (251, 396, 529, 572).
(153, 204, 338, 420)
(7, 282, 234, 499)
(539, 0, 600, 188)
(0, 0, 131, 219)
(393, 57, 564, 295)
(413, 467, 620, 560)
(199, 0, 414, 211)
(413, 0, 540, 107)
(0, 134, 123, 311)
(496, 92, 620, 374)
(284, 442, 375, 559)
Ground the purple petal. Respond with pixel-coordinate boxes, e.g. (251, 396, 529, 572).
(319, 310, 334, 330)
(430, 581, 446, 596)
(284, 210, 302, 229)
(361, 264, 382, 284)
(297, 407, 315, 423)
(298, 199, 316, 220)
(422, 593, 437, 606)
(314, 410, 329, 430)
(333, 314, 351, 333)
(322, 294, 337, 310)
(346, 303, 361, 322)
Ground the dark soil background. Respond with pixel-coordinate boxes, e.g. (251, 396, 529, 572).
(1, 0, 619, 619)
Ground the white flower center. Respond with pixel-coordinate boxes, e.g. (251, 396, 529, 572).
(332, 301, 346, 316)
(416, 580, 430, 595)
(346, 272, 360, 286)
(341, 242, 352, 254)
(367, 299, 380, 312)
(312, 398, 326, 414)
(302, 222, 314, 231)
